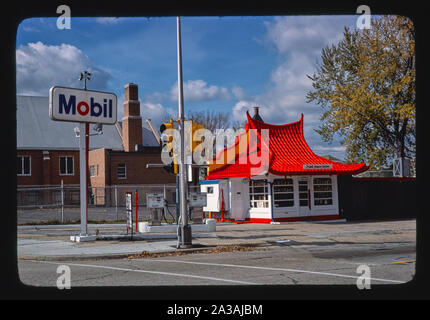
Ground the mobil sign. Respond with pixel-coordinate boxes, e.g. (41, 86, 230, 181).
(49, 86, 117, 124)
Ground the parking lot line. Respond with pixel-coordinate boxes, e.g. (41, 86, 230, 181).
(147, 259, 404, 284)
(26, 260, 258, 285)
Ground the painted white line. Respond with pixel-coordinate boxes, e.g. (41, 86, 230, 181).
(146, 259, 404, 284)
(25, 260, 257, 285)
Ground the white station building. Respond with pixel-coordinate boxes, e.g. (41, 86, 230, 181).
(200, 108, 368, 223)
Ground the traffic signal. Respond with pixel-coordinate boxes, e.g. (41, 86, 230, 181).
(190, 121, 205, 154)
(160, 120, 205, 175)
(160, 120, 178, 174)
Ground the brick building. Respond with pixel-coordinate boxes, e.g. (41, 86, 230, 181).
(17, 94, 125, 186)
(17, 84, 175, 206)
(88, 83, 175, 189)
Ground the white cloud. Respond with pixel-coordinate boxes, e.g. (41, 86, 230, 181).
(232, 100, 255, 123)
(16, 41, 111, 96)
(170, 79, 231, 102)
(229, 16, 357, 160)
(264, 16, 349, 58)
(256, 17, 355, 125)
(141, 102, 176, 128)
(95, 17, 121, 25)
(116, 92, 176, 130)
(231, 86, 249, 100)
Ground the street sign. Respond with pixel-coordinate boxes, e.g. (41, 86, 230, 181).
(303, 164, 332, 169)
(49, 86, 117, 124)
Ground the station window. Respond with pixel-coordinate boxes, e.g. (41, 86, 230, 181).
(249, 180, 269, 208)
(272, 178, 294, 207)
(313, 177, 333, 206)
(298, 180, 310, 207)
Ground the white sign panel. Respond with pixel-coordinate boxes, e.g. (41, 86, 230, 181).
(146, 193, 164, 209)
(49, 86, 117, 124)
(303, 164, 333, 169)
(126, 192, 133, 229)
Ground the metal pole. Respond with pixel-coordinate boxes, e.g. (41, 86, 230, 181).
(176, 16, 192, 248)
(85, 122, 89, 224)
(115, 185, 118, 221)
(163, 184, 167, 222)
(135, 189, 138, 232)
(60, 179, 64, 223)
(176, 175, 179, 224)
(79, 121, 87, 236)
(79, 72, 90, 236)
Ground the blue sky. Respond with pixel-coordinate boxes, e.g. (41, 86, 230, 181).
(16, 15, 360, 159)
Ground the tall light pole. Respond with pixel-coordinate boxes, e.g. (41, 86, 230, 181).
(176, 16, 192, 248)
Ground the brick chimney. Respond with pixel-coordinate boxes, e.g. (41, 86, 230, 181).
(122, 83, 142, 152)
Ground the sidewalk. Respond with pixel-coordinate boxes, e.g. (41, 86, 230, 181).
(17, 219, 416, 261)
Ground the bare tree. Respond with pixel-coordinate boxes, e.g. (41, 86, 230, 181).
(187, 110, 231, 132)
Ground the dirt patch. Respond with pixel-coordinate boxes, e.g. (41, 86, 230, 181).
(126, 245, 266, 259)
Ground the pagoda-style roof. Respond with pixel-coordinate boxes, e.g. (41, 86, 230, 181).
(206, 111, 368, 179)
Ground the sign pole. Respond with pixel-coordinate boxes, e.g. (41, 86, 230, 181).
(79, 121, 88, 236)
(85, 122, 89, 228)
(49, 82, 117, 242)
(135, 189, 138, 232)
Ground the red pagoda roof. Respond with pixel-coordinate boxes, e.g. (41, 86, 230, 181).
(206, 111, 368, 179)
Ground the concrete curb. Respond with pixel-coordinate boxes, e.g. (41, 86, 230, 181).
(18, 224, 126, 230)
(18, 253, 139, 261)
(95, 232, 217, 240)
(17, 243, 248, 262)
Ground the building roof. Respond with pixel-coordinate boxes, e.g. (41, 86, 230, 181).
(117, 121, 160, 147)
(17, 95, 159, 150)
(17, 95, 124, 151)
(206, 111, 368, 179)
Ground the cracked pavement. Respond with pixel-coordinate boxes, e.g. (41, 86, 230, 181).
(17, 219, 416, 289)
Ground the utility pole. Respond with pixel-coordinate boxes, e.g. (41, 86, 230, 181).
(176, 17, 192, 248)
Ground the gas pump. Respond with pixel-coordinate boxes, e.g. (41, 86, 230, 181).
(146, 193, 164, 226)
(188, 192, 207, 224)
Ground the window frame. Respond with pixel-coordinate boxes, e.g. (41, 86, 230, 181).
(89, 165, 96, 177)
(313, 177, 333, 206)
(249, 180, 269, 209)
(298, 179, 310, 207)
(59, 156, 74, 176)
(272, 178, 294, 208)
(117, 163, 127, 179)
(17, 155, 31, 176)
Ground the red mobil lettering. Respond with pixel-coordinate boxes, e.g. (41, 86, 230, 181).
(77, 101, 89, 116)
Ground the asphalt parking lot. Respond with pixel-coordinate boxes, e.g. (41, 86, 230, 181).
(17, 218, 416, 293)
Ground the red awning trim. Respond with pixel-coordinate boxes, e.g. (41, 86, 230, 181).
(206, 111, 368, 179)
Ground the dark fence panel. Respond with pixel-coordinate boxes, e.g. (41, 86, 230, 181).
(338, 175, 416, 221)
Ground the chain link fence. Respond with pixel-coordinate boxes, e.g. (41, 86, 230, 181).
(17, 184, 201, 225)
